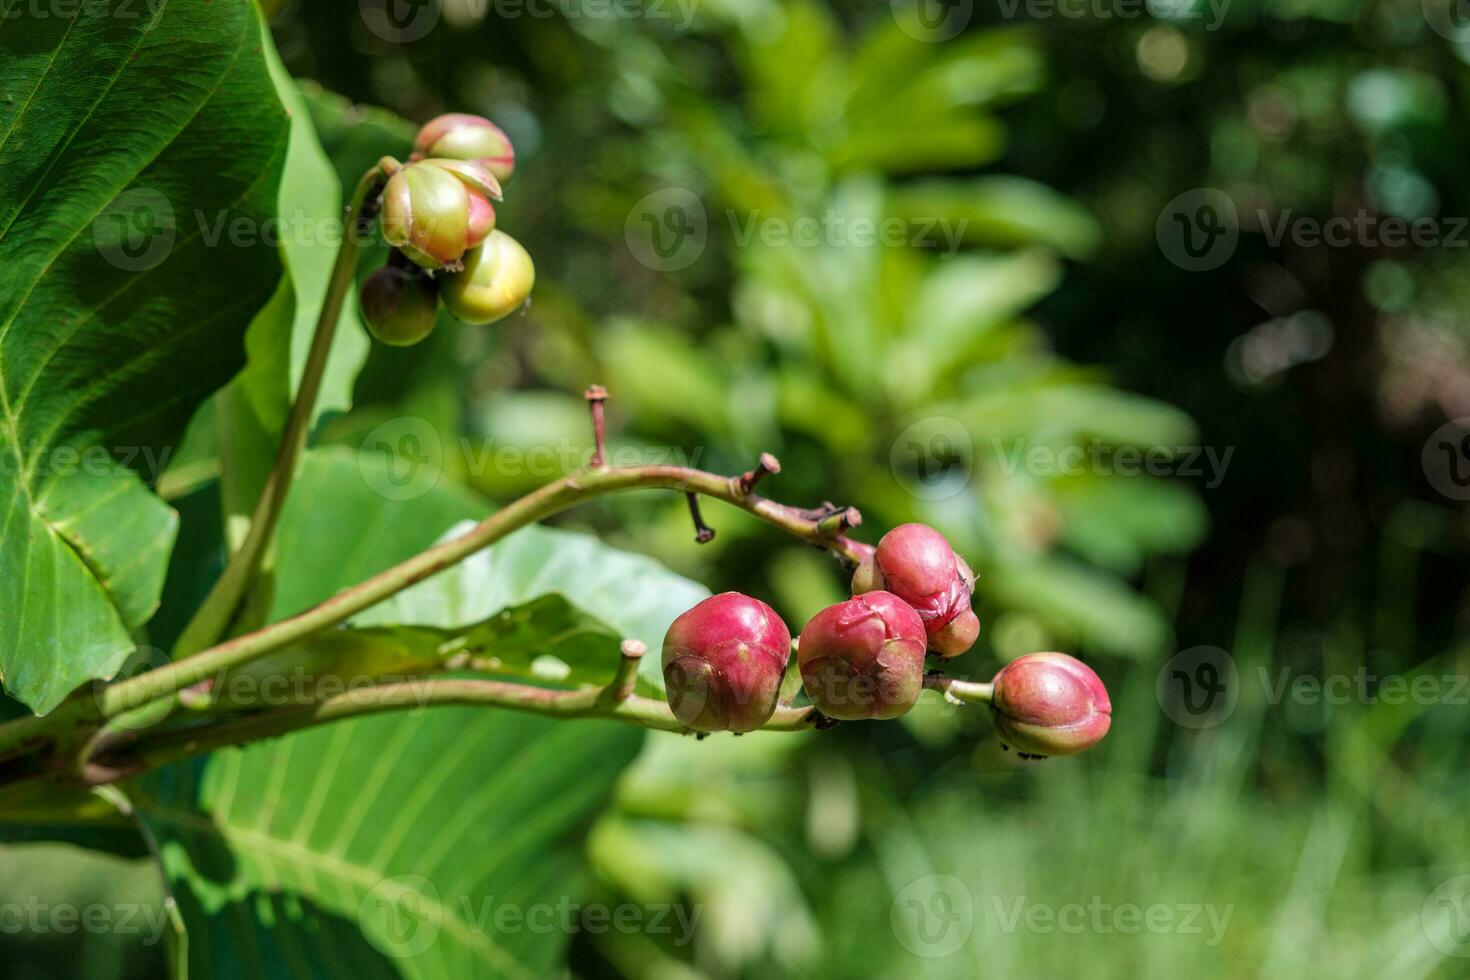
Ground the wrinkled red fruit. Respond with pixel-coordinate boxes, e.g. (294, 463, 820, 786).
(797, 592, 927, 721)
(661, 592, 792, 733)
(989, 652, 1111, 758)
(852, 523, 978, 658)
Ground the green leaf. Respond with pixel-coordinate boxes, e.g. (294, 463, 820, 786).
(270, 446, 707, 690)
(239, 37, 371, 438)
(0, 841, 169, 978)
(131, 444, 701, 976)
(134, 706, 638, 979)
(0, 1, 289, 711)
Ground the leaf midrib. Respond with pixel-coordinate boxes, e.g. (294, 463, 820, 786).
(141, 803, 539, 979)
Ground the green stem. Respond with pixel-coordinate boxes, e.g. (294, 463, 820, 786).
(172, 162, 394, 659)
(95, 463, 870, 721)
(924, 672, 994, 704)
(91, 677, 819, 781)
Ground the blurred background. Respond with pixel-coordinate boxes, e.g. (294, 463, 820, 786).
(278, 0, 1470, 975)
(26, 0, 1470, 975)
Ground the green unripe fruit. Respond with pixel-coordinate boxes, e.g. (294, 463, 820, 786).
(360, 265, 439, 346)
(440, 230, 535, 325)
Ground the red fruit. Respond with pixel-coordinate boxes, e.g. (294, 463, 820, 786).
(989, 653, 1111, 758)
(797, 592, 927, 721)
(661, 592, 792, 733)
(853, 523, 978, 657)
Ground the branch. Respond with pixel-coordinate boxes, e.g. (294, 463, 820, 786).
(87, 675, 819, 782)
(172, 160, 398, 658)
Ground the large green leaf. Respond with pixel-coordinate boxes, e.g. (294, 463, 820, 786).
(135, 708, 637, 979)
(133, 445, 706, 974)
(0, 0, 290, 711)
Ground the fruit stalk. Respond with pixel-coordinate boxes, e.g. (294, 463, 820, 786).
(173, 159, 400, 658)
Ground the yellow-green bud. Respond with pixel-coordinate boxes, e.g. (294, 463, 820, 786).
(440, 230, 535, 325)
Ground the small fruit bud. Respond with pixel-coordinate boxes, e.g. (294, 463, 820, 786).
(440, 229, 536, 325)
(381, 161, 472, 269)
(414, 113, 516, 184)
(853, 523, 978, 658)
(797, 591, 926, 720)
(989, 652, 1111, 758)
(359, 265, 439, 346)
(661, 592, 792, 733)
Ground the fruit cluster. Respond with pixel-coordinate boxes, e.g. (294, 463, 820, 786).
(360, 114, 536, 346)
(661, 523, 1111, 757)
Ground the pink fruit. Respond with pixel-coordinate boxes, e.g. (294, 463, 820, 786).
(797, 592, 927, 721)
(661, 592, 791, 733)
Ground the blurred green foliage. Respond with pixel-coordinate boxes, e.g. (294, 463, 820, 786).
(195, 0, 1470, 975)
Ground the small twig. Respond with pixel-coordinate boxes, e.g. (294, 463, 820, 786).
(922, 671, 993, 705)
(89, 678, 821, 779)
(736, 452, 781, 495)
(687, 492, 716, 543)
(600, 640, 646, 706)
(815, 506, 862, 538)
(585, 385, 609, 468)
